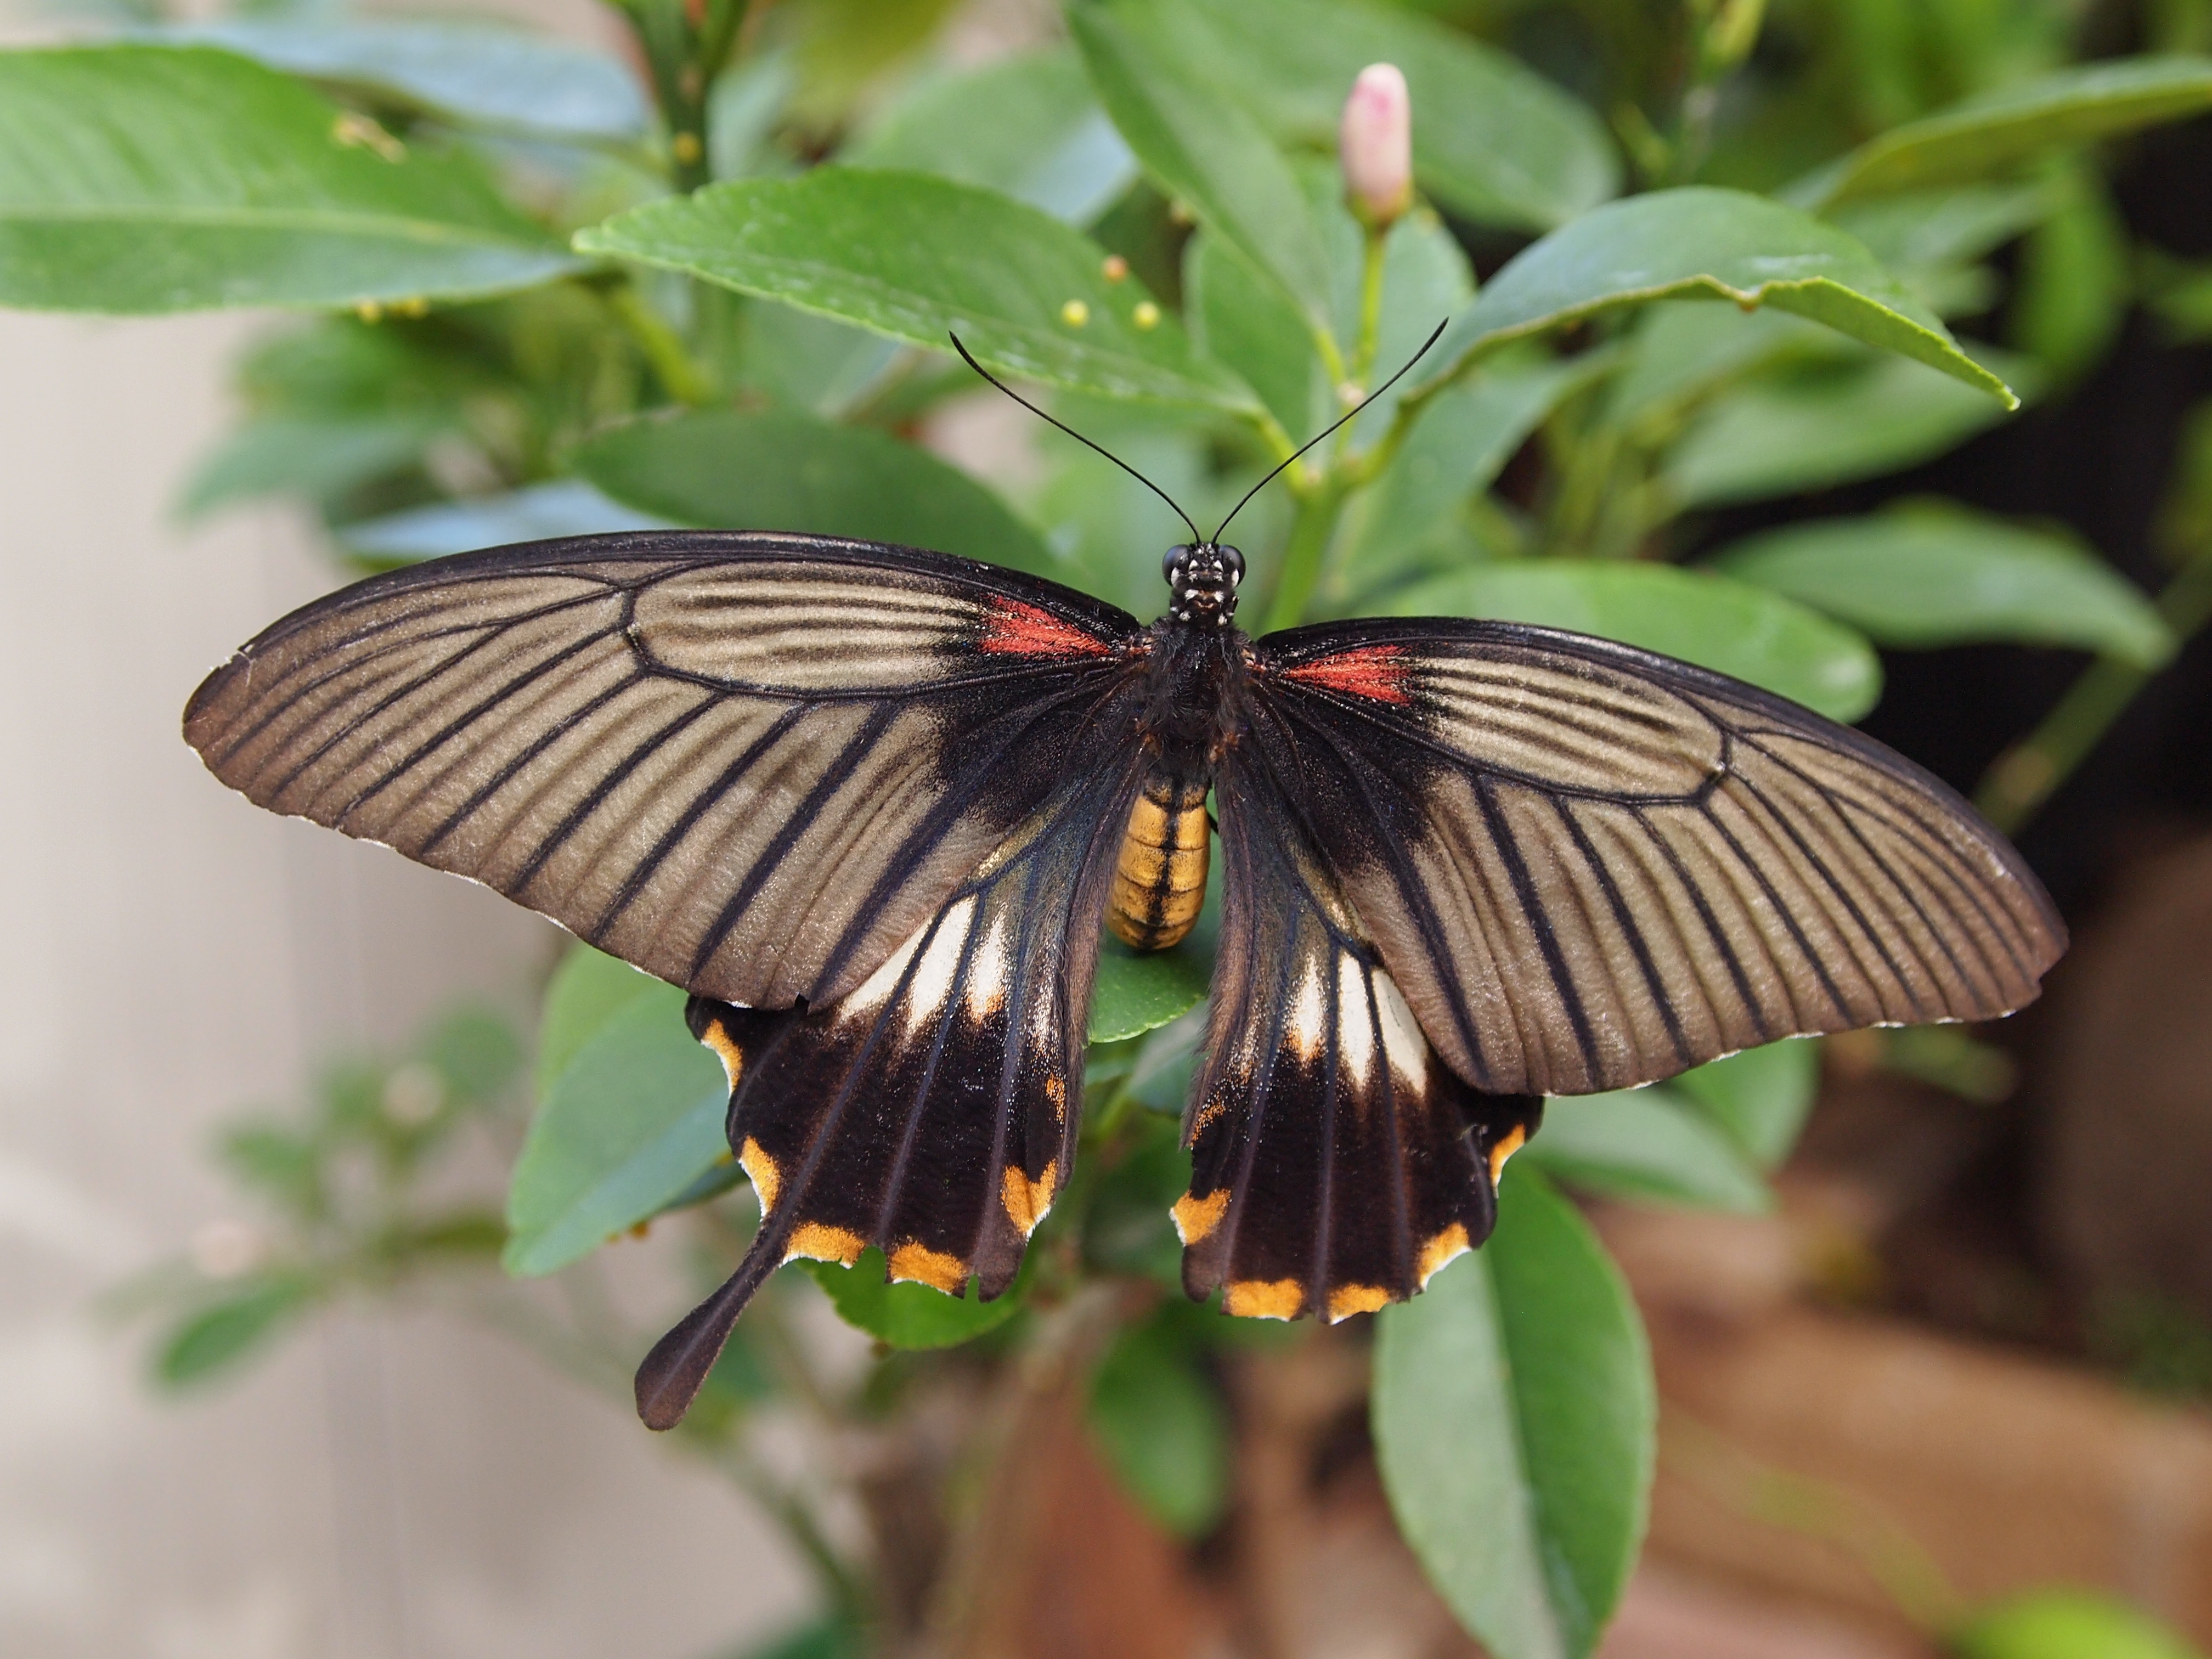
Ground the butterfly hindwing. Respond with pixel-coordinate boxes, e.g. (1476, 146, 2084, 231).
(1176, 744, 1542, 1323)
(1248, 619, 2067, 1099)
(637, 746, 1147, 1427)
(183, 532, 1142, 1010)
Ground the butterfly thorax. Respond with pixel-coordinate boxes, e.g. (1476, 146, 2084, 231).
(1108, 616, 1247, 951)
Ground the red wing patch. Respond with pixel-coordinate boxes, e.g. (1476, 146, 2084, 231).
(1279, 645, 1413, 704)
(978, 597, 1115, 659)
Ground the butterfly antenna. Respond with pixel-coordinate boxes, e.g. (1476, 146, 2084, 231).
(949, 331, 1201, 546)
(1211, 317, 1450, 545)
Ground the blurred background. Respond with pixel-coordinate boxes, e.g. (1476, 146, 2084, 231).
(4, 0, 2212, 1656)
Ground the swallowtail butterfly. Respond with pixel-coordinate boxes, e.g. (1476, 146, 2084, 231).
(183, 338, 2064, 1429)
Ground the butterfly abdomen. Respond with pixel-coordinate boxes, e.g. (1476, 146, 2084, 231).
(1108, 773, 1209, 950)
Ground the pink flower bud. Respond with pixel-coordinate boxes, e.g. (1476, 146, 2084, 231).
(1340, 63, 1413, 228)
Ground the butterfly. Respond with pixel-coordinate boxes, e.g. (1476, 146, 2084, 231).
(182, 337, 2066, 1431)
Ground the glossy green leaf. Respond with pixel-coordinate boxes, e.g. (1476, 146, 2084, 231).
(1087, 1318, 1231, 1537)
(843, 47, 1135, 225)
(1712, 506, 2172, 667)
(574, 407, 1053, 575)
(1375, 1166, 1654, 1659)
(1383, 561, 1882, 722)
(535, 945, 663, 1097)
(1073, 3, 1335, 335)
(1671, 1040, 1822, 1170)
(0, 46, 579, 313)
(1665, 352, 2027, 510)
(180, 411, 447, 518)
(1090, 939, 1212, 1045)
(1525, 1089, 1769, 1212)
(341, 481, 671, 566)
(1174, 0, 1618, 231)
(150, 18, 650, 140)
(577, 168, 1256, 414)
(1421, 189, 2015, 406)
(803, 1247, 1024, 1349)
(505, 985, 726, 1277)
(1791, 57, 2212, 208)
(1953, 1589, 2207, 1659)
(155, 1275, 315, 1389)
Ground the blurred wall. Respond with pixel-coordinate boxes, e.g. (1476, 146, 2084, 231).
(0, 6, 809, 1658)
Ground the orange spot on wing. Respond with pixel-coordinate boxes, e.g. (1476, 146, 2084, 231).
(979, 598, 1112, 659)
(1281, 644, 1412, 704)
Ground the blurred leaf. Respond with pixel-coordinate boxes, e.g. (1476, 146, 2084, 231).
(1606, 304, 1852, 428)
(1090, 940, 1211, 1044)
(148, 18, 651, 140)
(1882, 1026, 2018, 1104)
(420, 1007, 521, 1103)
(843, 48, 1136, 225)
(1083, 1119, 1190, 1283)
(1087, 1317, 1231, 1537)
(1711, 505, 2172, 667)
(218, 1125, 321, 1217)
(1792, 57, 2212, 208)
(1953, 1589, 2207, 1659)
(577, 169, 1257, 414)
(723, 1615, 868, 1659)
(1383, 561, 1882, 722)
(2011, 162, 2130, 381)
(1522, 1088, 1771, 1212)
(1375, 1165, 1654, 1659)
(1173, 0, 1618, 231)
(1421, 189, 2015, 407)
(731, 303, 901, 419)
(180, 412, 446, 518)
(1074, 2, 1334, 341)
(1664, 352, 2027, 510)
(1334, 357, 1590, 602)
(0, 46, 579, 313)
(1126, 1006, 1207, 1115)
(155, 1275, 315, 1389)
(1671, 1040, 1821, 1170)
(1827, 181, 2056, 276)
(537, 945, 663, 1097)
(340, 480, 672, 566)
(505, 985, 725, 1277)
(574, 407, 1054, 575)
(1185, 230, 1321, 441)
(803, 1246, 1024, 1348)
(708, 49, 795, 182)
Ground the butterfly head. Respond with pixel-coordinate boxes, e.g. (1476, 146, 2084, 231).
(1164, 542, 1244, 627)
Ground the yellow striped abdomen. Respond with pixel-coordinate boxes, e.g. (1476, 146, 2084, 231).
(1108, 776, 1209, 950)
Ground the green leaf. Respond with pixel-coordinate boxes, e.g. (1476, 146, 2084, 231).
(1172, 0, 1618, 232)
(578, 168, 1252, 413)
(574, 407, 1054, 575)
(1712, 505, 2172, 668)
(505, 984, 726, 1277)
(1375, 1166, 1654, 1659)
(421, 1007, 522, 1103)
(803, 1247, 1024, 1348)
(341, 481, 670, 566)
(727, 1615, 869, 1659)
(1087, 1317, 1231, 1537)
(536, 945, 663, 1096)
(1522, 1087, 1771, 1212)
(1671, 1040, 1821, 1170)
(1791, 57, 2212, 209)
(155, 1276, 315, 1389)
(1421, 188, 2015, 407)
(1953, 1589, 2208, 1659)
(1073, 2, 1335, 337)
(0, 46, 579, 313)
(1606, 303, 1857, 428)
(179, 411, 447, 518)
(150, 18, 650, 140)
(1185, 232, 1321, 443)
(1383, 561, 1882, 723)
(1089, 939, 1212, 1045)
(1664, 352, 2027, 510)
(843, 47, 1135, 225)
(1826, 181, 2059, 279)
(2011, 162, 2130, 380)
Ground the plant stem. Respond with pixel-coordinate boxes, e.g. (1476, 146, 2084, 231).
(1353, 227, 1387, 385)
(1976, 549, 2212, 832)
(605, 279, 716, 406)
(1261, 476, 1350, 634)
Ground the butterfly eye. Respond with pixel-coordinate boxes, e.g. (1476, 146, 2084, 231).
(1220, 545, 1245, 584)
(1163, 545, 1192, 585)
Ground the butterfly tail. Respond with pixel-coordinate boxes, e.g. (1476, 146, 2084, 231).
(635, 1230, 785, 1430)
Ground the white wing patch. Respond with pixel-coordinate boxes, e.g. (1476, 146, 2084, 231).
(905, 895, 975, 1036)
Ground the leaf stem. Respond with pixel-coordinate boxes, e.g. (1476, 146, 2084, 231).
(1262, 475, 1349, 634)
(1975, 548, 2212, 832)
(605, 279, 716, 407)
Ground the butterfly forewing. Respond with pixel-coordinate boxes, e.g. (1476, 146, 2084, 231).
(1248, 619, 2067, 1099)
(184, 533, 1143, 1009)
